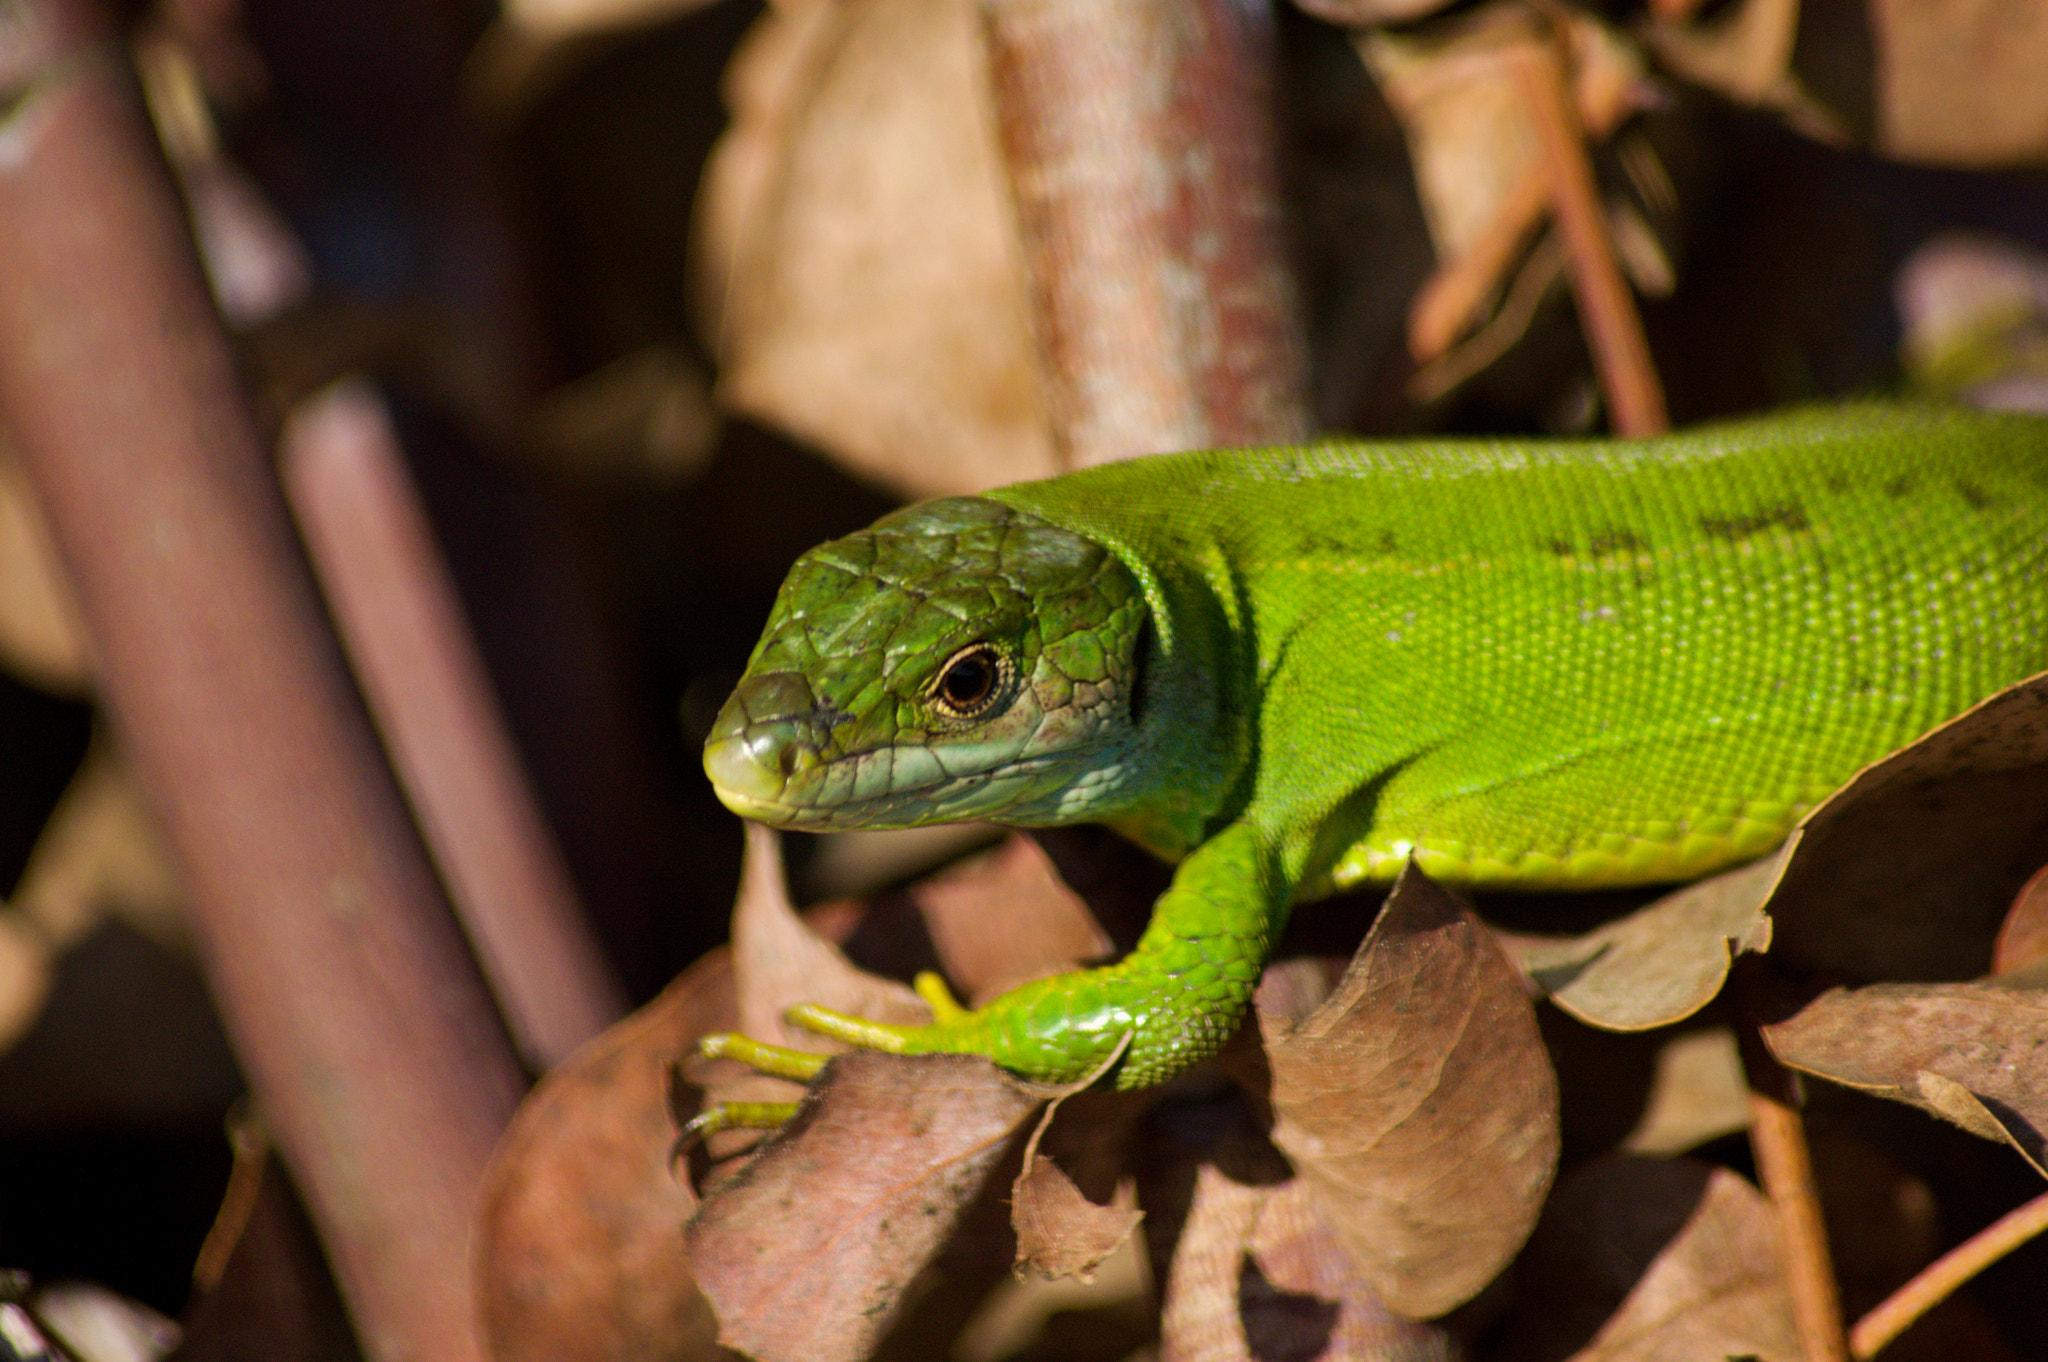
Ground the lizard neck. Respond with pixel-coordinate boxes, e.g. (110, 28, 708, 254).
(1097, 539, 1256, 861)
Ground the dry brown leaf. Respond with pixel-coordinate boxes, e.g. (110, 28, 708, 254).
(1637, 0, 1848, 144)
(1261, 864, 1558, 1319)
(1364, 4, 1651, 362)
(0, 912, 50, 1056)
(476, 952, 740, 1362)
(1762, 980, 2048, 1175)
(729, 821, 928, 1053)
(1994, 864, 2048, 976)
(1766, 672, 2048, 982)
(12, 740, 183, 951)
(908, 833, 1117, 1007)
(1148, 1106, 1456, 1362)
(1506, 1156, 1798, 1362)
(1643, 0, 2048, 166)
(690, 822, 935, 1157)
(695, 0, 1054, 497)
(1868, 0, 2048, 166)
(1010, 1071, 1148, 1284)
(1294, 0, 1456, 28)
(1503, 852, 1778, 1032)
(1621, 1026, 1751, 1155)
(1498, 672, 2048, 1034)
(1011, 1155, 1142, 1282)
(685, 1050, 1042, 1362)
(1364, 9, 1646, 263)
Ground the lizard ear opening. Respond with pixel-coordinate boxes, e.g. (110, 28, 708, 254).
(1125, 619, 1154, 727)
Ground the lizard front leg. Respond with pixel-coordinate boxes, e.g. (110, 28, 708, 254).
(696, 823, 1282, 1101)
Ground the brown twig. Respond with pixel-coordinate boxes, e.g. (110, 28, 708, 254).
(1735, 970, 1850, 1362)
(1509, 30, 1668, 436)
(1850, 1188, 2048, 1359)
(281, 382, 627, 1070)
(980, 0, 1312, 464)
(0, 4, 524, 1359)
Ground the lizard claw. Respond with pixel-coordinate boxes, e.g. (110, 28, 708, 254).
(676, 1098, 803, 1147)
(696, 1029, 833, 1080)
(678, 1031, 834, 1150)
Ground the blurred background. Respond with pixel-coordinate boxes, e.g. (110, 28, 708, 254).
(1, 0, 2046, 1356)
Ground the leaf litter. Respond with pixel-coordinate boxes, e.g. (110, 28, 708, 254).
(477, 3, 2048, 1351)
(654, 670, 2048, 1359)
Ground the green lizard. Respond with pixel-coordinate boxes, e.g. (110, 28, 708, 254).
(698, 404, 2048, 1101)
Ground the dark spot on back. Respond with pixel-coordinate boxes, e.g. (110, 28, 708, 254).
(1955, 478, 1995, 510)
(1699, 503, 1811, 541)
(1588, 527, 1649, 557)
(1884, 474, 1916, 499)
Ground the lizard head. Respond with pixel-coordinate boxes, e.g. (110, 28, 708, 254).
(703, 497, 1149, 830)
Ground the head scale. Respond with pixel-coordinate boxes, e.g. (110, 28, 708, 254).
(703, 497, 1148, 829)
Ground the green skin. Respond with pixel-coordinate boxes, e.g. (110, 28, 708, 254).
(703, 404, 2048, 1091)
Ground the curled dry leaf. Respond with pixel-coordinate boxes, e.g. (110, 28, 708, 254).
(1642, 0, 2048, 166)
(685, 1051, 1043, 1362)
(693, 822, 934, 1155)
(1502, 852, 1778, 1032)
(1502, 672, 2048, 1034)
(696, 0, 1054, 497)
(1011, 1154, 1142, 1283)
(906, 833, 1117, 1008)
(1260, 864, 1559, 1319)
(1762, 980, 2048, 1175)
(476, 950, 738, 1362)
(1363, 5, 1651, 363)
(1636, 0, 1847, 144)
(1145, 1098, 1456, 1362)
(11, 739, 182, 953)
(728, 821, 928, 1055)
(1994, 863, 2048, 976)
(1010, 1073, 1149, 1282)
(1505, 1156, 1799, 1362)
(1864, 0, 2048, 166)
(1765, 671, 2048, 982)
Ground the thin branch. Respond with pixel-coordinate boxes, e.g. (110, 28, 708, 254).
(1736, 969, 1850, 1362)
(0, 4, 524, 1358)
(1509, 29, 1668, 436)
(1851, 1189, 2048, 1359)
(282, 382, 627, 1069)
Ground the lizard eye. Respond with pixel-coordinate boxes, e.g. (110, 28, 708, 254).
(930, 644, 1010, 720)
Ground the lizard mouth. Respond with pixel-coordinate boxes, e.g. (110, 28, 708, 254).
(702, 725, 820, 824)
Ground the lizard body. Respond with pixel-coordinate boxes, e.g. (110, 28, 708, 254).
(703, 404, 2048, 1089)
